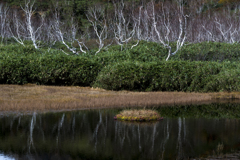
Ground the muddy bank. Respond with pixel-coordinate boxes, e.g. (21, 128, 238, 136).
(0, 84, 240, 112)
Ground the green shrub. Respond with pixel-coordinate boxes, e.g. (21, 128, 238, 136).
(0, 44, 43, 55)
(93, 61, 225, 92)
(93, 61, 152, 91)
(0, 50, 101, 86)
(205, 69, 240, 92)
(35, 54, 101, 85)
(91, 41, 167, 66)
(174, 42, 240, 62)
(1, 42, 240, 92)
(0, 54, 34, 84)
(92, 41, 240, 64)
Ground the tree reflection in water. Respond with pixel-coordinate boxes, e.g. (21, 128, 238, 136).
(28, 112, 36, 153)
(0, 104, 240, 159)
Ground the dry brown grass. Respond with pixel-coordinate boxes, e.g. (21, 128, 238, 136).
(0, 84, 240, 112)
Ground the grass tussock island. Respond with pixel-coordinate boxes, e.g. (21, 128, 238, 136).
(114, 109, 163, 121)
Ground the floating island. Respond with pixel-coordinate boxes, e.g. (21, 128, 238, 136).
(114, 109, 163, 121)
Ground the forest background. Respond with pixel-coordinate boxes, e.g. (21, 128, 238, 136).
(1, 0, 240, 92)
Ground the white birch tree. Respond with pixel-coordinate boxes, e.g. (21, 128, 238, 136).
(21, 0, 44, 49)
(151, 0, 188, 61)
(0, 3, 9, 42)
(113, 0, 137, 50)
(52, 4, 87, 55)
(86, 5, 108, 55)
(9, 10, 26, 46)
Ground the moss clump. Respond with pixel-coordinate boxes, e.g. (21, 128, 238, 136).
(114, 109, 163, 121)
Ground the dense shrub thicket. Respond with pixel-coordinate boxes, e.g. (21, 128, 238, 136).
(1, 42, 240, 92)
(91, 41, 168, 65)
(0, 45, 101, 85)
(93, 61, 240, 92)
(90, 41, 240, 64)
(175, 42, 240, 62)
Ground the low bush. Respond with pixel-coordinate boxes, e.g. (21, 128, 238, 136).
(1, 42, 240, 92)
(89, 41, 240, 64)
(0, 44, 40, 55)
(174, 42, 240, 62)
(93, 60, 240, 92)
(91, 41, 167, 66)
(205, 69, 240, 92)
(0, 50, 101, 85)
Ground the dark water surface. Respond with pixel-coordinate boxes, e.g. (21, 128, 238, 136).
(1, 103, 240, 160)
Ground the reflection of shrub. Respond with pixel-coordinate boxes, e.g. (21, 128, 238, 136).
(158, 103, 240, 119)
(114, 109, 162, 121)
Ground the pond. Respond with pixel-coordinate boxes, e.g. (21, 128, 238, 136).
(1, 103, 240, 160)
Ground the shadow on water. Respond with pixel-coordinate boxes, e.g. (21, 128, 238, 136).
(1, 103, 240, 159)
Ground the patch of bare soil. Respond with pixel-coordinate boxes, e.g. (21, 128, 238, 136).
(0, 84, 240, 112)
